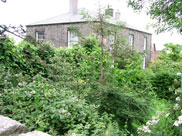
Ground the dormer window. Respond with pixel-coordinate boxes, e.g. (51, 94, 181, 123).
(35, 31, 45, 42)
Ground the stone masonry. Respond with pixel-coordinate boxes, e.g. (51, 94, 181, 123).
(26, 22, 152, 66)
(0, 115, 50, 136)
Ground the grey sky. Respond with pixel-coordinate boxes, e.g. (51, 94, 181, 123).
(0, 0, 181, 50)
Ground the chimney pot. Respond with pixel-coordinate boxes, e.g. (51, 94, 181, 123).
(105, 5, 114, 17)
(115, 9, 120, 20)
(69, 0, 78, 14)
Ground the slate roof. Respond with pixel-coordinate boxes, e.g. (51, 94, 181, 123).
(27, 9, 151, 35)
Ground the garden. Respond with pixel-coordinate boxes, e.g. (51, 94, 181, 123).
(0, 36, 182, 135)
(1, 0, 182, 135)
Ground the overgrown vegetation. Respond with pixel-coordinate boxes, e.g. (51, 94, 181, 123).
(0, 36, 153, 135)
(0, 38, 182, 136)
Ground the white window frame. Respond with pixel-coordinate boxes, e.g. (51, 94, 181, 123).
(68, 30, 79, 48)
(143, 37, 147, 69)
(35, 31, 45, 42)
(144, 37, 147, 50)
(129, 34, 134, 46)
(143, 57, 146, 69)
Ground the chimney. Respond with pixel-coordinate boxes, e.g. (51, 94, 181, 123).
(105, 5, 114, 17)
(115, 9, 120, 20)
(69, 0, 78, 14)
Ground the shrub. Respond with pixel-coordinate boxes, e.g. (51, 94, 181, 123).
(0, 74, 111, 136)
(148, 43, 182, 99)
(0, 37, 156, 135)
(149, 60, 182, 99)
(137, 78, 182, 136)
(36, 42, 56, 63)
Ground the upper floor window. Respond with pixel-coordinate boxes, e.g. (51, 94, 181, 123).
(68, 30, 79, 48)
(35, 31, 45, 42)
(144, 37, 147, 50)
(129, 34, 134, 46)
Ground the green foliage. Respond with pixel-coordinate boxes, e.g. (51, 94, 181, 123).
(0, 75, 110, 136)
(149, 43, 182, 99)
(0, 37, 155, 135)
(128, 0, 182, 33)
(81, 35, 99, 53)
(0, 38, 24, 69)
(112, 45, 143, 69)
(36, 42, 56, 63)
(137, 80, 182, 136)
(158, 43, 182, 62)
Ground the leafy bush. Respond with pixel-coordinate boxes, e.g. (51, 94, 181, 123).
(137, 79, 182, 136)
(0, 37, 156, 135)
(36, 42, 56, 63)
(148, 43, 182, 99)
(149, 61, 182, 100)
(0, 74, 111, 136)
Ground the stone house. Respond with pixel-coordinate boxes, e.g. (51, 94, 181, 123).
(26, 0, 152, 67)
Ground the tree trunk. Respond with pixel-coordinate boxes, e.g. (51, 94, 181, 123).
(100, 39, 104, 84)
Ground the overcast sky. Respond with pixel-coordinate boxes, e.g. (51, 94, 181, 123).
(0, 0, 181, 50)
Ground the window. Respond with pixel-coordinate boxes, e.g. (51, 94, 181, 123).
(68, 30, 79, 48)
(109, 34, 115, 45)
(143, 57, 146, 69)
(35, 31, 45, 42)
(129, 34, 134, 46)
(143, 37, 147, 69)
(144, 37, 147, 50)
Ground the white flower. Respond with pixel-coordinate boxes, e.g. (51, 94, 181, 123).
(59, 109, 67, 114)
(177, 73, 182, 76)
(4, 89, 7, 93)
(165, 113, 170, 118)
(174, 115, 182, 127)
(146, 119, 159, 126)
(174, 121, 179, 126)
(169, 88, 173, 92)
(174, 104, 180, 110)
(71, 133, 78, 136)
(143, 126, 151, 133)
(178, 116, 182, 121)
(176, 97, 181, 102)
(174, 79, 178, 83)
(175, 89, 182, 95)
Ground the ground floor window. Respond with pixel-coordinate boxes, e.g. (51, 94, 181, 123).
(35, 31, 45, 42)
(68, 30, 79, 48)
(143, 57, 146, 69)
(129, 34, 134, 46)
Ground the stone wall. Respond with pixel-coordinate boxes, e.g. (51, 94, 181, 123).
(26, 22, 152, 66)
(0, 115, 50, 136)
(26, 23, 93, 48)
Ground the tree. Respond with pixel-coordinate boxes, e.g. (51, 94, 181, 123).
(81, 6, 125, 84)
(158, 43, 182, 62)
(0, 0, 25, 39)
(128, 0, 182, 33)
